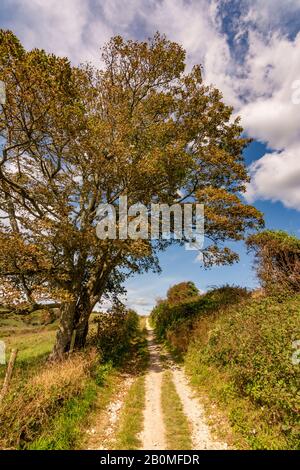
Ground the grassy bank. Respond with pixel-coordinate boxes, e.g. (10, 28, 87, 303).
(0, 310, 144, 450)
(28, 362, 118, 450)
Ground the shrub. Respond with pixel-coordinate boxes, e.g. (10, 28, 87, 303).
(167, 281, 199, 305)
(92, 306, 139, 364)
(150, 284, 249, 346)
(247, 230, 300, 295)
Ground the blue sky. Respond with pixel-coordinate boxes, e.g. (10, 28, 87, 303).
(1, 0, 299, 313)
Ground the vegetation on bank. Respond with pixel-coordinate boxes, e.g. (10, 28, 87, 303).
(151, 287, 300, 449)
(92, 306, 140, 365)
(0, 351, 97, 449)
(187, 295, 300, 449)
(151, 285, 249, 354)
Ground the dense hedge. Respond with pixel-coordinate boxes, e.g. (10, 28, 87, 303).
(186, 295, 300, 448)
(150, 285, 249, 343)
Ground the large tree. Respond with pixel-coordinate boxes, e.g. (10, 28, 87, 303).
(0, 31, 263, 359)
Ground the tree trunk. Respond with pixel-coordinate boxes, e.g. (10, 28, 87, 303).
(74, 313, 90, 349)
(49, 272, 108, 358)
(49, 301, 76, 361)
(73, 293, 95, 349)
(72, 259, 118, 349)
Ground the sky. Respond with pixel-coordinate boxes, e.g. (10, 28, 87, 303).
(1, 0, 300, 313)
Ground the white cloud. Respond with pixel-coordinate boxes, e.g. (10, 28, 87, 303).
(3, 0, 111, 65)
(236, 30, 300, 209)
(1, 0, 300, 210)
(246, 147, 300, 209)
(238, 32, 300, 146)
(243, 0, 300, 33)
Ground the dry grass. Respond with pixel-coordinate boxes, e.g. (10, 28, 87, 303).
(29, 351, 92, 389)
(0, 350, 97, 449)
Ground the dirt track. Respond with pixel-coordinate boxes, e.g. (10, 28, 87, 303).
(139, 326, 166, 449)
(140, 322, 227, 450)
(85, 320, 228, 450)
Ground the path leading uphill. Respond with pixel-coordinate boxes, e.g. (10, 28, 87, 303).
(140, 320, 228, 450)
(85, 319, 228, 450)
(139, 325, 166, 450)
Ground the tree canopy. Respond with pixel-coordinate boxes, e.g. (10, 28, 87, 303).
(0, 30, 263, 359)
(167, 282, 199, 305)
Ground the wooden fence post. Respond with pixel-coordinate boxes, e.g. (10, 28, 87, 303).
(0, 349, 18, 403)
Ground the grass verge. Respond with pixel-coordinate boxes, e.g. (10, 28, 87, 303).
(29, 363, 118, 450)
(161, 370, 192, 450)
(114, 375, 146, 450)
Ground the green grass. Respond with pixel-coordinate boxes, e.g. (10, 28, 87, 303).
(4, 329, 55, 360)
(0, 328, 56, 385)
(161, 370, 192, 450)
(0, 307, 57, 384)
(184, 294, 300, 450)
(28, 380, 98, 450)
(114, 375, 146, 450)
(28, 363, 117, 450)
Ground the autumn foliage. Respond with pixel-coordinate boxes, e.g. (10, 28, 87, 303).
(0, 30, 263, 359)
(247, 230, 300, 294)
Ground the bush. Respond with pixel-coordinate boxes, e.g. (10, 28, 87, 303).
(167, 281, 199, 305)
(150, 285, 249, 347)
(247, 230, 300, 295)
(92, 306, 139, 364)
